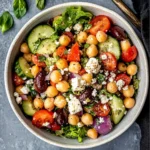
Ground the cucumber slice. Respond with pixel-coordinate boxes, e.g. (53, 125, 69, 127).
(99, 36, 121, 60)
(28, 25, 55, 53)
(36, 39, 57, 54)
(110, 95, 126, 124)
(15, 57, 33, 78)
(22, 97, 37, 116)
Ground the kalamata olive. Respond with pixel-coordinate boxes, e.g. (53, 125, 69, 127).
(55, 109, 68, 125)
(63, 32, 74, 42)
(109, 26, 127, 41)
(34, 70, 48, 93)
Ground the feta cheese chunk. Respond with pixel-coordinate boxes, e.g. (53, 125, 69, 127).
(92, 89, 97, 97)
(101, 54, 107, 60)
(16, 97, 22, 104)
(20, 86, 29, 94)
(14, 92, 19, 97)
(77, 122, 84, 128)
(49, 65, 54, 72)
(73, 23, 83, 32)
(65, 26, 72, 32)
(85, 58, 101, 74)
(26, 79, 33, 85)
(99, 94, 109, 104)
(98, 117, 104, 123)
(68, 94, 82, 114)
(40, 92, 46, 99)
(116, 79, 125, 90)
(42, 122, 50, 127)
(71, 76, 86, 92)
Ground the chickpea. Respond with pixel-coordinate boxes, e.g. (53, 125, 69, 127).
(44, 98, 55, 111)
(77, 31, 88, 43)
(59, 35, 71, 46)
(50, 70, 62, 83)
(23, 53, 32, 62)
(123, 85, 135, 98)
(54, 95, 67, 108)
(33, 98, 44, 109)
(81, 113, 93, 126)
(82, 73, 93, 84)
(56, 80, 70, 92)
(86, 35, 98, 45)
(31, 65, 41, 77)
(87, 128, 98, 139)
(96, 31, 107, 43)
(69, 62, 81, 74)
(86, 44, 98, 58)
(15, 85, 24, 94)
(124, 97, 135, 109)
(118, 62, 127, 72)
(107, 82, 118, 93)
(120, 39, 131, 51)
(20, 43, 30, 54)
(56, 59, 68, 69)
(127, 64, 137, 75)
(68, 114, 79, 125)
(45, 86, 58, 98)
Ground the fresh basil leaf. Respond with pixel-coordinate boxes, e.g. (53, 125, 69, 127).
(13, 0, 27, 19)
(0, 11, 14, 33)
(36, 0, 45, 10)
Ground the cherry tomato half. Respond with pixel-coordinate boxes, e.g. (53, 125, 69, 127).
(32, 54, 46, 67)
(89, 15, 111, 35)
(63, 32, 74, 43)
(115, 73, 131, 85)
(93, 102, 110, 117)
(121, 46, 138, 62)
(100, 52, 117, 71)
(67, 42, 80, 62)
(13, 73, 25, 86)
(56, 46, 67, 59)
(78, 69, 86, 76)
(32, 110, 54, 128)
(51, 122, 61, 131)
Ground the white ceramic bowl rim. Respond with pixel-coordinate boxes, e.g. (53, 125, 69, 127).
(4, 2, 149, 149)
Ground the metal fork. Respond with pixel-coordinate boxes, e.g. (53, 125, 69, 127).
(113, 0, 141, 28)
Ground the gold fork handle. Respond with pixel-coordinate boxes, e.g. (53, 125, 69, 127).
(113, 0, 141, 28)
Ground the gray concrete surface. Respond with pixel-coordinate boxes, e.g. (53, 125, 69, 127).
(0, 0, 141, 150)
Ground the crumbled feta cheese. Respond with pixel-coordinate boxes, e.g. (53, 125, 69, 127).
(55, 41, 59, 45)
(64, 68, 68, 71)
(40, 92, 46, 99)
(77, 122, 84, 128)
(99, 95, 109, 104)
(14, 92, 19, 97)
(101, 54, 107, 60)
(123, 85, 129, 90)
(104, 71, 109, 76)
(116, 79, 125, 90)
(110, 72, 116, 78)
(85, 58, 101, 74)
(92, 89, 97, 97)
(109, 77, 114, 82)
(102, 81, 107, 85)
(98, 117, 104, 123)
(49, 65, 54, 71)
(60, 69, 65, 75)
(68, 49, 71, 52)
(91, 78, 97, 84)
(20, 86, 29, 94)
(71, 76, 86, 92)
(109, 97, 113, 100)
(100, 70, 103, 73)
(103, 105, 108, 110)
(83, 98, 91, 105)
(42, 122, 50, 127)
(16, 97, 22, 104)
(65, 26, 72, 32)
(68, 94, 82, 114)
(53, 112, 57, 118)
(26, 79, 33, 85)
(22, 77, 27, 80)
(73, 23, 83, 32)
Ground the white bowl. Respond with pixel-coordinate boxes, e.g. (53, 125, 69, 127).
(4, 2, 149, 149)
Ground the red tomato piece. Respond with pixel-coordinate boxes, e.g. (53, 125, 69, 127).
(93, 102, 110, 117)
(32, 54, 46, 67)
(121, 46, 138, 62)
(63, 32, 74, 42)
(67, 42, 80, 62)
(32, 110, 54, 128)
(51, 122, 61, 131)
(89, 15, 111, 35)
(115, 73, 131, 85)
(13, 73, 25, 86)
(78, 69, 86, 76)
(100, 52, 117, 71)
(56, 46, 68, 59)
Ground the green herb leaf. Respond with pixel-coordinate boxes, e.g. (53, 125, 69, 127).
(97, 74, 105, 84)
(38, 55, 46, 62)
(84, 24, 92, 31)
(84, 43, 90, 49)
(36, 0, 45, 10)
(0, 11, 14, 33)
(13, 0, 27, 19)
(133, 75, 140, 90)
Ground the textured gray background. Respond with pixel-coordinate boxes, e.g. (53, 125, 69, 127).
(0, 0, 142, 150)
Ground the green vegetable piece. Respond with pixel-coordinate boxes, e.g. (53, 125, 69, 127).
(22, 97, 37, 116)
(36, 0, 45, 10)
(97, 74, 105, 84)
(0, 11, 14, 33)
(133, 75, 140, 90)
(110, 95, 126, 124)
(45, 57, 58, 67)
(13, 0, 27, 19)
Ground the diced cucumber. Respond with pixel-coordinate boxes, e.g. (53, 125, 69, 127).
(99, 36, 121, 59)
(22, 97, 37, 116)
(15, 57, 33, 78)
(27, 25, 55, 53)
(110, 95, 126, 124)
(36, 39, 57, 54)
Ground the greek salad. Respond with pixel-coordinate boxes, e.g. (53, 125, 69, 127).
(13, 6, 139, 142)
